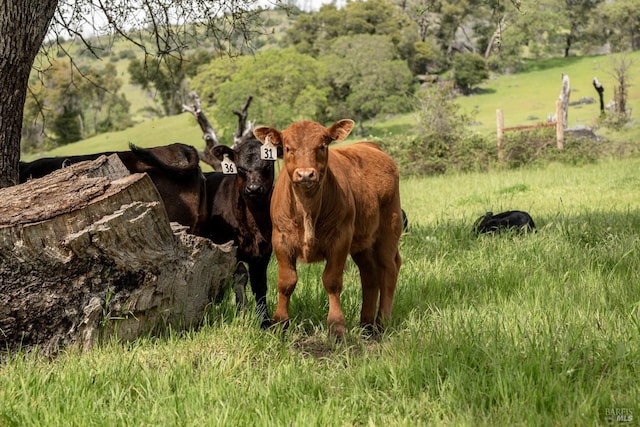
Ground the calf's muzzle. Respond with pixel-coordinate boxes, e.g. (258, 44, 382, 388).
(293, 168, 318, 184)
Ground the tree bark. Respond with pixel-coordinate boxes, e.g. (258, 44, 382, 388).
(0, 0, 58, 188)
(558, 74, 570, 128)
(232, 96, 254, 147)
(182, 91, 221, 169)
(0, 155, 236, 356)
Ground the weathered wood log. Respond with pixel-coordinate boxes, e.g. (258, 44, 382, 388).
(0, 155, 236, 356)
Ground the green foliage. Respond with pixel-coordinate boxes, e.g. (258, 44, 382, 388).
(286, 0, 411, 58)
(52, 107, 82, 145)
(118, 49, 137, 60)
(597, 111, 632, 131)
(597, 0, 640, 52)
(451, 52, 489, 94)
(379, 132, 497, 176)
(191, 48, 330, 133)
(411, 39, 447, 75)
(323, 34, 414, 130)
(21, 59, 131, 153)
(128, 51, 212, 117)
(500, 126, 640, 169)
(378, 83, 495, 176)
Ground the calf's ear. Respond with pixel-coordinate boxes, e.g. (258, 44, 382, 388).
(253, 126, 283, 147)
(328, 119, 354, 142)
(211, 145, 236, 162)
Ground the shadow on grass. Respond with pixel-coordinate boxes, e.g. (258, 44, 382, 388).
(519, 55, 588, 73)
(469, 87, 497, 95)
(366, 122, 416, 139)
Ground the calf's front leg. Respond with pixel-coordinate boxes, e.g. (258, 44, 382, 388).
(272, 254, 297, 328)
(248, 255, 272, 329)
(323, 250, 349, 338)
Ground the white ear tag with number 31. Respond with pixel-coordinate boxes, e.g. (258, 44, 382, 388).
(261, 137, 277, 161)
(221, 154, 237, 174)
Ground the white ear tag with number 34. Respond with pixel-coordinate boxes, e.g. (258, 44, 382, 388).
(261, 137, 277, 161)
(221, 154, 237, 174)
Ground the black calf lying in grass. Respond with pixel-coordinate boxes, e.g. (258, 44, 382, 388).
(474, 210, 536, 234)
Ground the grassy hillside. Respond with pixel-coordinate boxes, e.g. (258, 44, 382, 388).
(367, 51, 640, 145)
(22, 114, 207, 161)
(8, 41, 640, 426)
(457, 52, 640, 139)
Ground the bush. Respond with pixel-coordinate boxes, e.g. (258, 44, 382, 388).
(500, 127, 640, 169)
(118, 49, 137, 60)
(379, 125, 639, 178)
(452, 52, 489, 94)
(597, 111, 632, 131)
(450, 133, 497, 173)
(376, 82, 496, 177)
(377, 132, 495, 177)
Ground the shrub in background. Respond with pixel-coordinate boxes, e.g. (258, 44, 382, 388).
(501, 127, 640, 169)
(452, 52, 490, 95)
(378, 82, 496, 176)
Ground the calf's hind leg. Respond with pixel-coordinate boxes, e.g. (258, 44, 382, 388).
(375, 248, 401, 328)
(322, 253, 349, 338)
(351, 248, 380, 331)
(353, 234, 402, 331)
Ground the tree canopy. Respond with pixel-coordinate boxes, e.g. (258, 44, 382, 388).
(191, 48, 330, 133)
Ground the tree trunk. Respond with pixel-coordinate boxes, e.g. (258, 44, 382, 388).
(232, 96, 254, 148)
(0, 0, 58, 188)
(564, 34, 572, 58)
(0, 155, 236, 356)
(182, 91, 221, 169)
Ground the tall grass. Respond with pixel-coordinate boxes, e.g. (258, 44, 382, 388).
(2, 158, 639, 425)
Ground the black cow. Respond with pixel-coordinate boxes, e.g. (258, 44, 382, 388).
(202, 138, 276, 328)
(19, 143, 207, 235)
(474, 210, 536, 234)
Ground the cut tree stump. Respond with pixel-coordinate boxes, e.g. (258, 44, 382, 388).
(0, 155, 236, 356)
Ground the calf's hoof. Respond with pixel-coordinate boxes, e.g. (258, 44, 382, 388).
(328, 320, 346, 340)
(260, 317, 272, 330)
(270, 317, 290, 331)
(361, 322, 383, 339)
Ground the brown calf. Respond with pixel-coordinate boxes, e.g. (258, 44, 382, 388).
(253, 120, 402, 338)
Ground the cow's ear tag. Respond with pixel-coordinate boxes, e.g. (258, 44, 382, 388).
(261, 136, 278, 161)
(221, 154, 237, 174)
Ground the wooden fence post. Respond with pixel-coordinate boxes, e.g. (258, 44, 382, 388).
(496, 109, 504, 162)
(556, 99, 564, 150)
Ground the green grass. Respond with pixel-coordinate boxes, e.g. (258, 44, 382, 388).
(2, 158, 639, 425)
